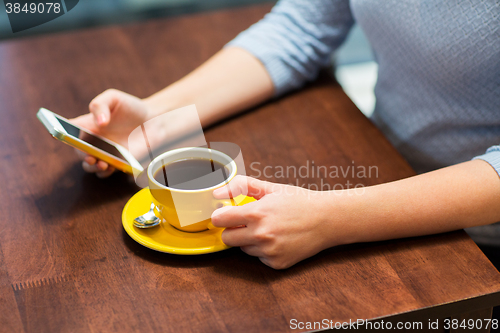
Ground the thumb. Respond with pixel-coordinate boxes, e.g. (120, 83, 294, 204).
(69, 113, 98, 132)
(89, 89, 120, 127)
(213, 175, 276, 200)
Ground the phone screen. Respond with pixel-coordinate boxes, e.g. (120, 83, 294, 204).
(57, 116, 127, 161)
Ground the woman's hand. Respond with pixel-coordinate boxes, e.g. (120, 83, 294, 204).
(210, 162, 500, 270)
(70, 89, 151, 178)
(211, 176, 339, 269)
(69, 46, 275, 178)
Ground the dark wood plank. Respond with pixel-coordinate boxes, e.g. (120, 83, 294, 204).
(0, 245, 25, 333)
(13, 276, 90, 333)
(0, 3, 500, 333)
(451, 308, 493, 333)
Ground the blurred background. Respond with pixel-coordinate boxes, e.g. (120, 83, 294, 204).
(0, 0, 377, 116)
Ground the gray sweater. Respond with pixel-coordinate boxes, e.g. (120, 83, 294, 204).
(227, 0, 500, 245)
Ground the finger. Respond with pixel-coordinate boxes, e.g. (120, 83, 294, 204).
(211, 203, 258, 228)
(69, 114, 99, 132)
(220, 227, 253, 247)
(259, 257, 275, 269)
(96, 160, 109, 171)
(213, 175, 276, 200)
(211, 205, 246, 228)
(89, 89, 121, 127)
(85, 156, 97, 165)
(74, 149, 88, 161)
(211, 205, 234, 218)
(240, 245, 265, 257)
(82, 161, 100, 173)
(96, 166, 115, 179)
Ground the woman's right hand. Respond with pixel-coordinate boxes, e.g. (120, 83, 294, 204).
(70, 89, 151, 178)
(69, 47, 276, 178)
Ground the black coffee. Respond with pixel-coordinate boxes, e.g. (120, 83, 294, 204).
(154, 158, 230, 190)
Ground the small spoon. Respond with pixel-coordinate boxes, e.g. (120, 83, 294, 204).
(134, 203, 161, 228)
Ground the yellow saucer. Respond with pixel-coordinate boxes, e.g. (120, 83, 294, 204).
(122, 188, 255, 255)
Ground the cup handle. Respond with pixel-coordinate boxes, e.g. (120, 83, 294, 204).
(208, 199, 235, 229)
(152, 203, 162, 220)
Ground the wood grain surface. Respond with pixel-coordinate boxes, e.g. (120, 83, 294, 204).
(0, 4, 499, 332)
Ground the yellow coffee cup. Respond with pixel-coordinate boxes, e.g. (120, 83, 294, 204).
(147, 147, 236, 232)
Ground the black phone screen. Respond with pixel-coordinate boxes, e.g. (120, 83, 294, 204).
(57, 116, 127, 162)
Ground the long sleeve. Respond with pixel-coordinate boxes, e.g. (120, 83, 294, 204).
(474, 146, 500, 177)
(226, 0, 355, 96)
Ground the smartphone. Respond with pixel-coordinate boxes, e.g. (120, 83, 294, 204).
(37, 108, 143, 175)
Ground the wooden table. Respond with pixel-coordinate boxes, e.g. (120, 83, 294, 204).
(1, 4, 500, 333)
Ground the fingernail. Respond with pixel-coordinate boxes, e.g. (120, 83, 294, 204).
(85, 156, 96, 165)
(213, 187, 227, 197)
(97, 114, 106, 125)
(97, 162, 108, 171)
(211, 206, 233, 219)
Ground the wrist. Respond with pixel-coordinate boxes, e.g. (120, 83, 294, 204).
(142, 95, 174, 120)
(321, 188, 371, 247)
(143, 84, 188, 120)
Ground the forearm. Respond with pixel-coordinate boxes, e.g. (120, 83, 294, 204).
(329, 160, 500, 246)
(143, 47, 274, 127)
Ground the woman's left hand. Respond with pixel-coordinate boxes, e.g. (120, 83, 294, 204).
(211, 176, 341, 269)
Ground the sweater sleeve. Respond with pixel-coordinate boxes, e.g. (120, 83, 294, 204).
(473, 146, 500, 177)
(226, 0, 355, 96)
